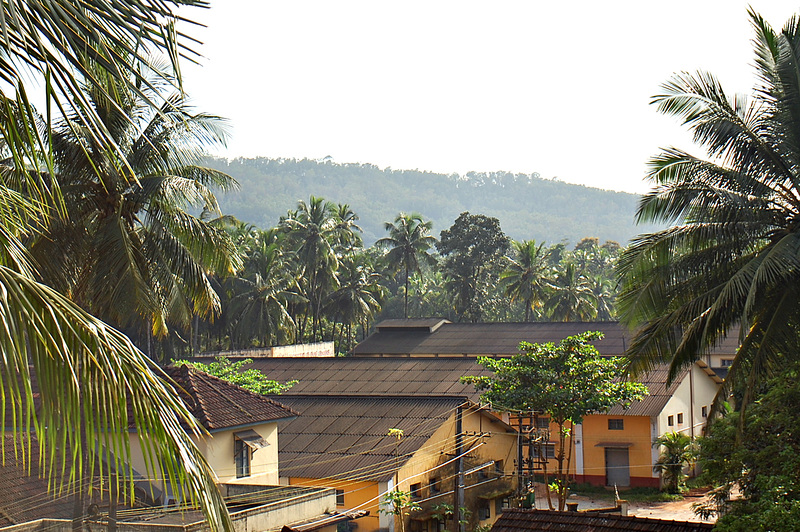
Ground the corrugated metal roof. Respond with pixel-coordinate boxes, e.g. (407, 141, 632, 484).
(491, 508, 714, 532)
(186, 357, 492, 401)
(273, 396, 467, 482)
(354, 321, 741, 358)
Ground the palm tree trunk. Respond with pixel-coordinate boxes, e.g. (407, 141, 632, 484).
(404, 266, 410, 319)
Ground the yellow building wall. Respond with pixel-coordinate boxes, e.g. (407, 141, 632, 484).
(578, 415, 655, 487)
(288, 477, 381, 531)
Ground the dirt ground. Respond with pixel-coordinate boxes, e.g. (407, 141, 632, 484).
(530, 484, 717, 524)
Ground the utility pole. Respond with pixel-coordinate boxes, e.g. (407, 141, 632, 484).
(454, 405, 464, 532)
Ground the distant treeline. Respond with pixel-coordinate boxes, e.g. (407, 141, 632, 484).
(204, 157, 660, 246)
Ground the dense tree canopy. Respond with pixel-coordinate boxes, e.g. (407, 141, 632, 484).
(617, 10, 800, 405)
(438, 212, 510, 322)
(696, 363, 800, 530)
(462, 332, 647, 510)
(0, 0, 231, 529)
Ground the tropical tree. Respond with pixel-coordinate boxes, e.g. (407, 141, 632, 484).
(326, 252, 386, 352)
(376, 212, 437, 319)
(438, 212, 510, 322)
(617, 10, 800, 408)
(225, 231, 301, 348)
(29, 59, 240, 356)
(501, 240, 552, 321)
(545, 262, 597, 321)
(280, 196, 340, 341)
(695, 363, 800, 529)
(652, 432, 697, 493)
(0, 1, 231, 529)
(462, 332, 648, 510)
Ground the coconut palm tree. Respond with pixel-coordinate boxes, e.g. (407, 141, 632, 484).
(30, 60, 240, 352)
(617, 10, 800, 411)
(0, 1, 231, 529)
(225, 233, 300, 348)
(376, 213, 437, 319)
(501, 240, 553, 322)
(327, 252, 386, 352)
(545, 262, 597, 321)
(280, 196, 340, 341)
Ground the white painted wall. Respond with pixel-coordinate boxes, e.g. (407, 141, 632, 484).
(656, 363, 719, 441)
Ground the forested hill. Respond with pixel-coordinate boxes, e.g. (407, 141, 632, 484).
(206, 157, 660, 245)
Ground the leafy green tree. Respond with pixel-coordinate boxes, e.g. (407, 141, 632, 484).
(694, 363, 800, 530)
(462, 332, 648, 510)
(438, 212, 510, 322)
(616, 10, 800, 401)
(652, 432, 697, 493)
(0, 1, 232, 529)
(326, 252, 386, 352)
(176, 357, 297, 395)
(30, 59, 240, 357)
(224, 231, 301, 348)
(545, 262, 597, 321)
(376, 212, 437, 319)
(501, 240, 552, 322)
(380, 489, 420, 532)
(280, 196, 340, 341)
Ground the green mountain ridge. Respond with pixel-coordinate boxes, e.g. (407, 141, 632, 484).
(206, 156, 660, 245)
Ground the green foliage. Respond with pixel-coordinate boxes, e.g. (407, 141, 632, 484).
(205, 157, 659, 247)
(176, 357, 296, 395)
(695, 362, 800, 530)
(379, 489, 420, 532)
(463, 332, 648, 510)
(617, 9, 800, 405)
(438, 212, 510, 322)
(376, 212, 437, 318)
(463, 332, 648, 422)
(652, 432, 697, 493)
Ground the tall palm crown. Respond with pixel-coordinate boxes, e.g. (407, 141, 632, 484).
(0, 1, 232, 529)
(30, 61, 240, 342)
(545, 262, 597, 322)
(376, 212, 437, 319)
(501, 240, 552, 322)
(280, 196, 340, 341)
(617, 10, 800, 408)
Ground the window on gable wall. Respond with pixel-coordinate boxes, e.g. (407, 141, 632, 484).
(336, 489, 345, 506)
(667, 415, 674, 426)
(234, 438, 251, 478)
(536, 417, 550, 429)
(410, 483, 421, 498)
(429, 477, 440, 493)
(702, 406, 708, 418)
(608, 419, 624, 430)
(677, 413, 684, 424)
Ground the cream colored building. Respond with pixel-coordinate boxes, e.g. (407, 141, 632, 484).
(128, 365, 297, 505)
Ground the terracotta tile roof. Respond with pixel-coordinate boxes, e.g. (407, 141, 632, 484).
(0, 435, 78, 525)
(273, 396, 470, 482)
(353, 320, 741, 358)
(189, 357, 493, 401)
(164, 366, 297, 432)
(491, 508, 715, 532)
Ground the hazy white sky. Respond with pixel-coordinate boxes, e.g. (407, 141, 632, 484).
(179, 1, 799, 193)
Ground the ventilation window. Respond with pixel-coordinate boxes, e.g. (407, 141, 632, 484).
(608, 419, 624, 430)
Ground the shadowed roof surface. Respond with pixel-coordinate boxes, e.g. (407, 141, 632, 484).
(272, 395, 470, 482)
(165, 365, 297, 431)
(190, 357, 493, 401)
(491, 508, 714, 531)
(352, 320, 741, 358)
